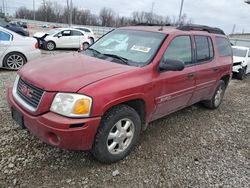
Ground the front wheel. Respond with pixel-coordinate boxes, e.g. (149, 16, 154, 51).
(46, 41, 56, 51)
(91, 105, 141, 163)
(237, 67, 247, 80)
(202, 80, 226, 109)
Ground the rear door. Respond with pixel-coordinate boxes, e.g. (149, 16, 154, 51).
(152, 35, 196, 120)
(188, 35, 217, 104)
(71, 30, 84, 48)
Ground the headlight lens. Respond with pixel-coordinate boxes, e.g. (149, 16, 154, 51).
(50, 93, 92, 117)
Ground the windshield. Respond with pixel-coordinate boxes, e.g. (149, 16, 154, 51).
(232, 48, 247, 57)
(83, 29, 166, 66)
(0, 19, 7, 27)
(46, 29, 62, 35)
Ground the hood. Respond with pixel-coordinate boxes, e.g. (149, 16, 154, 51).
(233, 56, 245, 63)
(33, 32, 48, 38)
(19, 53, 137, 92)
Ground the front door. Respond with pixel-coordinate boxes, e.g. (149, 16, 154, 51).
(54, 30, 72, 48)
(152, 35, 196, 121)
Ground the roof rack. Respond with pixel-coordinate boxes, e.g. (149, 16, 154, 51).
(177, 24, 225, 35)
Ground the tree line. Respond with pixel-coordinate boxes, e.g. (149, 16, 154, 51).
(15, 0, 192, 27)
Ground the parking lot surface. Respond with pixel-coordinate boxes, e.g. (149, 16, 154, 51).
(0, 52, 249, 187)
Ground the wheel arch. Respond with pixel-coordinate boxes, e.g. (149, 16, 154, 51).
(102, 98, 147, 130)
(220, 74, 231, 87)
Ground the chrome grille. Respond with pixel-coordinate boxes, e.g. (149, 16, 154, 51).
(17, 78, 44, 109)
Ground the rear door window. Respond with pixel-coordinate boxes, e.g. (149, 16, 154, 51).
(216, 37, 232, 56)
(72, 30, 83, 36)
(194, 36, 214, 62)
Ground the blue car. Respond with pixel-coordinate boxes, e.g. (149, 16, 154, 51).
(0, 19, 29, 36)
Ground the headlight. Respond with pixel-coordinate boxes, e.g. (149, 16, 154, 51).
(50, 93, 92, 117)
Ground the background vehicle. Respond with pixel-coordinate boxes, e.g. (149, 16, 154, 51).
(0, 26, 40, 70)
(9, 21, 28, 28)
(232, 46, 250, 79)
(74, 27, 96, 44)
(8, 25, 232, 163)
(0, 18, 29, 36)
(230, 38, 250, 48)
(33, 28, 92, 50)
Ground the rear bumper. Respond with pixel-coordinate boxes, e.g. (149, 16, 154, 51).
(7, 88, 101, 150)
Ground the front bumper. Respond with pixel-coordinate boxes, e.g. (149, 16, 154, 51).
(7, 88, 101, 150)
(233, 65, 243, 73)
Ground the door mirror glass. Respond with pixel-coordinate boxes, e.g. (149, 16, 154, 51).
(158, 59, 185, 72)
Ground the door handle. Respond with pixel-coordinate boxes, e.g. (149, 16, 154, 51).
(187, 73, 194, 78)
(212, 67, 218, 72)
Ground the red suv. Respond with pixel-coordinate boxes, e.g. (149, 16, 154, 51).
(8, 25, 233, 163)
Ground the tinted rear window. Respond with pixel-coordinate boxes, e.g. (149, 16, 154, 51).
(195, 36, 214, 62)
(216, 37, 232, 56)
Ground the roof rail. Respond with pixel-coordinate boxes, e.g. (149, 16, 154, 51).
(136, 23, 171, 26)
(177, 24, 225, 35)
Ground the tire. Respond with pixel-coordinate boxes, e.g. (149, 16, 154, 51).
(3, 52, 26, 70)
(237, 67, 247, 80)
(202, 80, 226, 109)
(90, 38, 94, 44)
(46, 41, 56, 51)
(91, 105, 141, 163)
(82, 42, 90, 50)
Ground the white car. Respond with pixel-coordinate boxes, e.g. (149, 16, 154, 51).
(33, 28, 92, 51)
(73, 27, 96, 44)
(232, 46, 250, 80)
(0, 27, 41, 70)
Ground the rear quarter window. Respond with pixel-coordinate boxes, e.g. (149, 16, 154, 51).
(216, 37, 232, 56)
(0, 31, 11, 41)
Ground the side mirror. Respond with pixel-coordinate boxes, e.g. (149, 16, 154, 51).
(158, 59, 185, 72)
(57, 33, 62, 38)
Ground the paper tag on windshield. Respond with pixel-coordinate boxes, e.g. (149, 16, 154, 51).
(131, 45, 151, 53)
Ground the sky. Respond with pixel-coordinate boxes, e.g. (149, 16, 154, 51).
(3, 0, 250, 34)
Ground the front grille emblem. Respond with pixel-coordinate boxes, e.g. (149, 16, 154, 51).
(20, 84, 33, 98)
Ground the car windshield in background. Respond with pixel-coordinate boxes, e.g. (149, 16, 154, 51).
(0, 19, 7, 27)
(84, 29, 166, 66)
(46, 29, 61, 35)
(232, 48, 247, 57)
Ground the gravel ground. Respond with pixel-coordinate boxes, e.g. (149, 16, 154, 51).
(0, 56, 249, 187)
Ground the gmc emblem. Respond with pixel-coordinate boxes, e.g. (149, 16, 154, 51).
(20, 85, 33, 98)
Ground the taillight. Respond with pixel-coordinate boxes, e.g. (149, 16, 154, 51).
(35, 42, 39, 49)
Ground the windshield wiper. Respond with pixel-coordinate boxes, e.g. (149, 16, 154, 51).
(103, 53, 130, 65)
(87, 48, 101, 54)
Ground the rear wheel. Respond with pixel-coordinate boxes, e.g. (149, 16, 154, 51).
(90, 38, 94, 44)
(202, 80, 226, 109)
(3, 52, 26, 70)
(91, 105, 141, 163)
(82, 42, 90, 50)
(237, 67, 247, 80)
